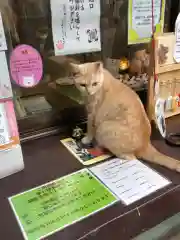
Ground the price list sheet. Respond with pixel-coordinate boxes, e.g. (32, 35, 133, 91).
(90, 158, 171, 205)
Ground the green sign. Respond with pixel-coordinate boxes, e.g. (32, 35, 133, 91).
(128, 0, 165, 44)
(9, 169, 117, 240)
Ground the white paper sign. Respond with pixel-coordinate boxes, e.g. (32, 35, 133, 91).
(50, 0, 101, 55)
(0, 51, 13, 99)
(174, 13, 180, 63)
(23, 75, 35, 87)
(132, 0, 162, 38)
(0, 13, 7, 51)
(90, 158, 170, 205)
(0, 103, 10, 145)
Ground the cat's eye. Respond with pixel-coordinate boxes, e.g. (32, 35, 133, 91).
(92, 82, 98, 86)
(80, 84, 86, 87)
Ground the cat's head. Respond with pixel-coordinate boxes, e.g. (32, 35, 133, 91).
(135, 49, 149, 62)
(70, 61, 104, 96)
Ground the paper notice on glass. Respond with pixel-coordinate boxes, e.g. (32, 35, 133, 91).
(90, 158, 171, 205)
(0, 100, 20, 150)
(128, 0, 165, 44)
(0, 103, 10, 145)
(0, 13, 7, 51)
(0, 51, 13, 99)
(174, 13, 180, 63)
(50, 0, 101, 55)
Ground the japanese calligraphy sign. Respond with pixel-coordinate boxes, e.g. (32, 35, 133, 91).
(9, 169, 117, 240)
(50, 0, 101, 55)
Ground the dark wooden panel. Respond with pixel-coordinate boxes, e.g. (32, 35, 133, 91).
(0, 116, 180, 240)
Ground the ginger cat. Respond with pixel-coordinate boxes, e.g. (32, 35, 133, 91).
(70, 61, 180, 172)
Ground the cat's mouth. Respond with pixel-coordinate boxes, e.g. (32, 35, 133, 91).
(86, 90, 97, 96)
(81, 91, 95, 97)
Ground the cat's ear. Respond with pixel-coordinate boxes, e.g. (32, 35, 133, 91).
(70, 63, 81, 75)
(94, 61, 103, 72)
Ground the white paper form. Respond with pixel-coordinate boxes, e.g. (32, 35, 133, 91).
(90, 158, 171, 205)
(50, 0, 101, 55)
(0, 51, 13, 99)
(0, 13, 7, 51)
(0, 103, 10, 145)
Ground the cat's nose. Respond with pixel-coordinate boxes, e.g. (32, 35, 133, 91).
(86, 87, 91, 94)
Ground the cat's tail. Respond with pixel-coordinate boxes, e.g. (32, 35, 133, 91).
(137, 143, 180, 172)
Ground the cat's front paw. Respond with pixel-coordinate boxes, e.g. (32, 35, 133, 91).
(81, 136, 93, 145)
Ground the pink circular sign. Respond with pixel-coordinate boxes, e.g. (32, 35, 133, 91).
(10, 44, 43, 88)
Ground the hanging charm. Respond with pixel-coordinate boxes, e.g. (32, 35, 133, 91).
(154, 76, 160, 100)
(155, 98, 166, 138)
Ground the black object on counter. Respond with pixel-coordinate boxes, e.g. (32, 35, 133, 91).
(165, 133, 180, 147)
(72, 126, 84, 141)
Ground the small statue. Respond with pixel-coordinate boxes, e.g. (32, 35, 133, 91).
(129, 49, 150, 75)
(72, 126, 94, 148)
(72, 126, 84, 141)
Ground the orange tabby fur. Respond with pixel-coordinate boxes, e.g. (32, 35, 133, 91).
(70, 61, 180, 172)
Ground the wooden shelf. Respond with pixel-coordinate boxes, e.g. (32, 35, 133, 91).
(158, 63, 180, 74)
(165, 108, 180, 118)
